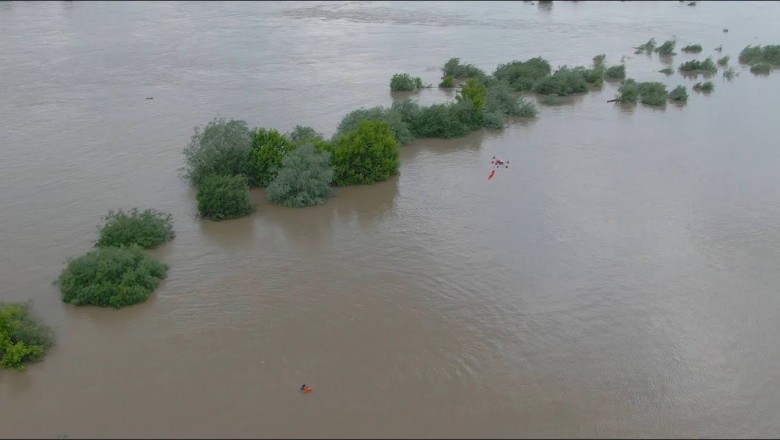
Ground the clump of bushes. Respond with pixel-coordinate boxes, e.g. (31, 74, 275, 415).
(606, 64, 626, 79)
(750, 63, 771, 74)
(693, 81, 715, 92)
(635, 38, 656, 54)
(655, 39, 677, 56)
(485, 81, 537, 117)
(57, 245, 169, 309)
(494, 57, 552, 91)
(96, 208, 174, 249)
(267, 143, 335, 208)
(723, 66, 738, 80)
(681, 44, 703, 53)
(439, 75, 456, 88)
(390, 73, 425, 92)
(533, 66, 588, 96)
(679, 57, 718, 74)
(443, 57, 485, 79)
(181, 118, 252, 187)
(459, 78, 487, 110)
(659, 67, 674, 75)
(331, 120, 400, 186)
(196, 174, 255, 220)
(668, 85, 688, 102)
(0, 302, 53, 371)
(247, 128, 296, 188)
(333, 106, 414, 146)
(618, 79, 640, 103)
(616, 79, 668, 106)
(717, 55, 730, 66)
(738, 44, 780, 66)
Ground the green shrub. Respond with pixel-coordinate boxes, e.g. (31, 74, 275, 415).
(723, 66, 738, 80)
(458, 78, 487, 110)
(750, 63, 771, 74)
(196, 174, 254, 220)
(541, 94, 564, 105)
(593, 54, 606, 68)
(606, 64, 626, 79)
(515, 97, 538, 117)
(679, 57, 718, 74)
(390, 73, 424, 92)
(181, 118, 252, 186)
(494, 57, 552, 91)
(739, 44, 780, 65)
(449, 98, 484, 131)
(96, 208, 174, 249)
(407, 103, 470, 139)
(618, 79, 640, 103)
(659, 67, 674, 75)
(247, 128, 296, 187)
(638, 81, 668, 106)
(266, 143, 335, 208)
(681, 44, 703, 53)
(574, 66, 605, 86)
(693, 81, 714, 92)
(287, 125, 323, 144)
(634, 38, 656, 54)
(0, 302, 53, 371)
(443, 58, 485, 79)
(331, 120, 400, 186)
(439, 75, 456, 88)
(485, 81, 536, 117)
(655, 39, 677, 56)
(333, 106, 414, 146)
(391, 99, 422, 125)
(533, 66, 588, 96)
(482, 111, 505, 129)
(57, 245, 168, 309)
(717, 55, 730, 66)
(668, 85, 688, 102)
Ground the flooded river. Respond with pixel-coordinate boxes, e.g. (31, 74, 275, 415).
(2, 1, 780, 438)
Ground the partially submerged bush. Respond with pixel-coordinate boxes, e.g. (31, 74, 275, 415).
(406, 102, 469, 139)
(750, 63, 771, 74)
(181, 118, 252, 186)
(606, 64, 626, 79)
(693, 81, 714, 92)
(458, 78, 487, 110)
(266, 143, 335, 208)
(655, 39, 677, 56)
(593, 54, 606, 68)
(443, 58, 485, 79)
(331, 120, 400, 186)
(485, 81, 537, 117)
(196, 174, 254, 221)
(390, 73, 425, 92)
(482, 111, 505, 129)
(681, 44, 703, 53)
(247, 128, 296, 187)
(723, 66, 738, 80)
(494, 57, 552, 91)
(0, 302, 53, 371)
(659, 67, 674, 75)
(57, 245, 169, 309)
(533, 66, 588, 96)
(717, 55, 730, 66)
(333, 106, 414, 146)
(540, 94, 564, 105)
(97, 208, 174, 249)
(635, 38, 656, 54)
(638, 81, 668, 106)
(668, 85, 688, 102)
(679, 57, 718, 74)
(574, 65, 605, 86)
(739, 44, 780, 66)
(618, 79, 640, 104)
(439, 75, 456, 88)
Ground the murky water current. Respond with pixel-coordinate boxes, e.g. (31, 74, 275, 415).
(2, 1, 780, 438)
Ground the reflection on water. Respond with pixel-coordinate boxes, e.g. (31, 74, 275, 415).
(2, 1, 780, 438)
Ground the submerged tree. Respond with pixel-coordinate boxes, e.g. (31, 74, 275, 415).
(331, 120, 400, 186)
(181, 118, 252, 186)
(0, 302, 53, 371)
(267, 143, 335, 208)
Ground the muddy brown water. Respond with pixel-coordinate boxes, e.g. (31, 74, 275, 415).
(2, 1, 780, 438)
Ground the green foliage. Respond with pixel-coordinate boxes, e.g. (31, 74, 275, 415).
(287, 125, 323, 144)
(723, 66, 738, 80)
(659, 67, 674, 75)
(484, 81, 537, 117)
(458, 78, 487, 110)
(266, 143, 335, 208)
(717, 55, 730, 66)
(331, 120, 400, 186)
(693, 81, 714, 92)
(334, 106, 414, 146)
(739, 45, 780, 66)
(606, 64, 626, 79)
(637, 81, 668, 106)
(482, 111, 505, 129)
(439, 75, 456, 88)
(391, 99, 422, 125)
(0, 302, 53, 371)
(593, 54, 606, 68)
(494, 57, 552, 91)
(443, 58, 485, 79)
(515, 97, 538, 117)
(655, 39, 677, 56)
(532, 66, 588, 96)
(668, 85, 688, 102)
(681, 44, 703, 53)
(679, 57, 718, 74)
(618, 79, 640, 103)
(247, 128, 296, 187)
(196, 174, 254, 221)
(635, 38, 656, 54)
(57, 245, 168, 309)
(96, 208, 175, 249)
(750, 63, 771, 74)
(574, 66, 605, 86)
(541, 94, 564, 105)
(181, 118, 252, 186)
(390, 73, 425, 92)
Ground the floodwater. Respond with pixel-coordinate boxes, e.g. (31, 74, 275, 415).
(2, 1, 780, 438)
